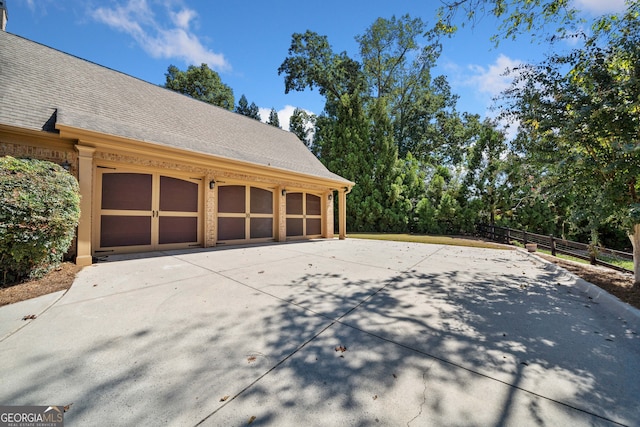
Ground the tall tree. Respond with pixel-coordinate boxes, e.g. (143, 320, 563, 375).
(463, 119, 508, 224)
(266, 108, 281, 128)
(235, 94, 261, 120)
(502, 1, 640, 283)
(368, 97, 413, 231)
(164, 63, 234, 110)
(279, 19, 476, 233)
(356, 15, 464, 164)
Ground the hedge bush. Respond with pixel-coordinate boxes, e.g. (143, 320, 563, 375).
(0, 156, 80, 285)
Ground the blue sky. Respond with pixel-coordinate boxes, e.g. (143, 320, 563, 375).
(6, 0, 627, 130)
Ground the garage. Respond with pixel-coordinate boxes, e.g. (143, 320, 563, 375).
(0, 30, 354, 265)
(286, 192, 323, 239)
(217, 184, 275, 243)
(95, 168, 202, 254)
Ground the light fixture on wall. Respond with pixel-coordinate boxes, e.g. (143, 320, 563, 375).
(60, 159, 71, 171)
(328, 194, 333, 201)
(209, 180, 216, 190)
(281, 189, 287, 196)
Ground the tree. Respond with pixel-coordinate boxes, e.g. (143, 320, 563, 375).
(279, 16, 495, 233)
(164, 63, 234, 110)
(279, 31, 364, 104)
(266, 108, 281, 128)
(436, 0, 579, 44)
(235, 94, 261, 120)
(356, 15, 465, 164)
(463, 119, 508, 224)
(289, 108, 315, 149)
(502, 1, 640, 283)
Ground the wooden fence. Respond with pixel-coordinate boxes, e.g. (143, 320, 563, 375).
(478, 224, 633, 274)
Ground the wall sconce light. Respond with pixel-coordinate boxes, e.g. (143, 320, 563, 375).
(281, 189, 287, 196)
(60, 159, 71, 171)
(328, 194, 333, 201)
(209, 180, 216, 190)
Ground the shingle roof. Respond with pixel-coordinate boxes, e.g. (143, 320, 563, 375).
(0, 31, 352, 185)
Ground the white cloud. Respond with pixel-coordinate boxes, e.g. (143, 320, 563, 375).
(92, 0, 229, 71)
(573, 0, 627, 15)
(258, 107, 273, 124)
(259, 106, 292, 129)
(466, 54, 524, 97)
(258, 105, 316, 134)
(452, 54, 526, 140)
(170, 8, 196, 29)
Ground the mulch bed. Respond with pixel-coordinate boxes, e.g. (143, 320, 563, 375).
(0, 262, 82, 307)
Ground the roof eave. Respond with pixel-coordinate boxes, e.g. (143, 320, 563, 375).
(56, 123, 355, 190)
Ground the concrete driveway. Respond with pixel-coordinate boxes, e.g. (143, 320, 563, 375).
(0, 239, 639, 426)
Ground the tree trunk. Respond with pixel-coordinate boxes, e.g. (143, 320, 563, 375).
(630, 224, 640, 286)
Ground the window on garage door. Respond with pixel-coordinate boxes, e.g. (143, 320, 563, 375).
(217, 185, 274, 242)
(286, 192, 322, 238)
(96, 169, 202, 254)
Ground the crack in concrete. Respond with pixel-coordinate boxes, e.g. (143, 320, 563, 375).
(406, 369, 429, 427)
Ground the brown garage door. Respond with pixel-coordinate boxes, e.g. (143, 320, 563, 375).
(217, 185, 274, 243)
(286, 192, 322, 238)
(96, 169, 202, 254)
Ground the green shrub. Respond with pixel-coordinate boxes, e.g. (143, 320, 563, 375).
(0, 156, 80, 285)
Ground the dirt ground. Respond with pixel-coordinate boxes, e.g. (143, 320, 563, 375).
(1, 253, 639, 310)
(535, 253, 639, 310)
(0, 262, 82, 307)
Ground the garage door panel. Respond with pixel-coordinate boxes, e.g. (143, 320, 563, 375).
(306, 218, 322, 235)
(159, 217, 198, 244)
(160, 176, 198, 212)
(306, 194, 321, 215)
(286, 193, 303, 215)
(102, 173, 152, 211)
(250, 187, 273, 214)
(218, 217, 246, 241)
(100, 215, 152, 247)
(287, 218, 304, 237)
(251, 218, 273, 239)
(218, 185, 246, 213)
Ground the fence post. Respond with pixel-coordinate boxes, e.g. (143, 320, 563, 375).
(490, 225, 495, 241)
(550, 235, 556, 256)
(523, 231, 528, 246)
(506, 227, 511, 244)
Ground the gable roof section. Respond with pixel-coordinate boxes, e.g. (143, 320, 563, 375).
(0, 31, 352, 185)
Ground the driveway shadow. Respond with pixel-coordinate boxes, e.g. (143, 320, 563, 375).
(0, 242, 638, 426)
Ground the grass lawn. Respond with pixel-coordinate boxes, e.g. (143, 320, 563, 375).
(349, 233, 510, 250)
(350, 233, 634, 271)
(516, 244, 633, 272)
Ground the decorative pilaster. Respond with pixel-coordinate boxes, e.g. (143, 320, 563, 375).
(338, 189, 347, 240)
(277, 186, 287, 242)
(75, 145, 95, 266)
(323, 191, 334, 238)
